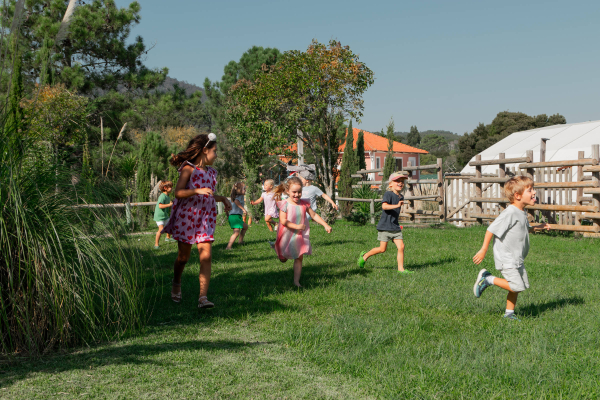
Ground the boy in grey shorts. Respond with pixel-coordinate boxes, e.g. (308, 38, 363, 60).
(473, 176, 550, 320)
(357, 171, 413, 273)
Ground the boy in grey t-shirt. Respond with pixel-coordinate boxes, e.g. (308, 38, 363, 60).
(296, 169, 338, 219)
(473, 176, 550, 321)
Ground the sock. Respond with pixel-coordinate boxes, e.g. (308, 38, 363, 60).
(504, 309, 514, 316)
(485, 275, 495, 285)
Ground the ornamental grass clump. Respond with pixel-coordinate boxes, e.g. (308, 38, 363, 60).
(0, 118, 149, 356)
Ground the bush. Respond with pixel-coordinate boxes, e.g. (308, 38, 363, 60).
(346, 185, 382, 225)
(0, 125, 150, 355)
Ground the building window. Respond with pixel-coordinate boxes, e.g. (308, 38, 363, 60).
(409, 157, 417, 167)
(376, 157, 380, 169)
(395, 157, 403, 170)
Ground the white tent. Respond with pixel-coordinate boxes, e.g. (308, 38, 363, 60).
(461, 120, 600, 176)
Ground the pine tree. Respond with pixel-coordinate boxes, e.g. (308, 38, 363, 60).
(136, 132, 169, 226)
(382, 119, 396, 184)
(39, 36, 54, 86)
(407, 125, 421, 147)
(6, 40, 24, 134)
(338, 121, 357, 217)
(356, 130, 366, 171)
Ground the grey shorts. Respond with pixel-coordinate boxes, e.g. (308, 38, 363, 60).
(500, 267, 530, 292)
(377, 230, 403, 242)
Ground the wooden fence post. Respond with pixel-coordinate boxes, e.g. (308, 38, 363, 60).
(498, 153, 506, 213)
(525, 150, 536, 222)
(407, 160, 415, 223)
(475, 155, 482, 225)
(575, 151, 584, 229)
(591, 145, 600, 235)
(437, 158, 445, 222)
(370, 199, 375, 225)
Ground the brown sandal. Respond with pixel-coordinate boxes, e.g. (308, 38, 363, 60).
(171, 280, 182, 303)
(198, 296, 214, 309)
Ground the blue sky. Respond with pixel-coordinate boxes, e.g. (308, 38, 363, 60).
(116, 0, 600, 135)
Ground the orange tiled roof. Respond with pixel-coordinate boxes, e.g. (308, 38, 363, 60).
(339, 128, 428, 154)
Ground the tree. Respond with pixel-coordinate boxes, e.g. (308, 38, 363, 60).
(227, 40, 375, 199)
(338, 120, 358, 217)
(457, 111, 567, 167)
(204, 46, 281, 132)
(382, 119, 396, 183)
(407, 125, 420, 147)
(356, 130, 366, 171)
(420, 134, 448, 157)
(6, 40, 24, 135)
(136, 131, 169, 204)
(10, 0, 167, 93)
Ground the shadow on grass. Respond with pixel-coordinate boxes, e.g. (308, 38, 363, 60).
(0, 339, 270, 387)
(373, 256, 458, 270)
(520, 296, 585, 318)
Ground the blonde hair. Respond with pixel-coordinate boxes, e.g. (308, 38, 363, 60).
(504, 176, 534, 203)
(159, 181, 173, 192)
(273, 177, 303, 201)
(264, 179, 275, 189)
(230, 182, 245, 203)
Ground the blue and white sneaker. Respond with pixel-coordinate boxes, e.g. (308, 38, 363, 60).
(503, 313, 521, 321)
(473, 269, 492, 298)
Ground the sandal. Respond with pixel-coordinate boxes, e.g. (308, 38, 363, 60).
(198, 296, 214, 309)
(171, 280, 182, 303)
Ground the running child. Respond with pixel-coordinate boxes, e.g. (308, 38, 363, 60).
(163, 133, 232, 308)
(357, 171, 411, 273)
(153, 180, 175, 249)
(295, 166, 338, 219)
(226, 182, 249, 249)
(250, 179, 279, 232)
(273, 176, 332, 287)
(472, 176, 550, 321)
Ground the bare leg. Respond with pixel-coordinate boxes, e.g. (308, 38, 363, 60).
(226, 229, 240, 249)
(197, 242, 212, 298)
(363, 241, 388, 261)
(239, 223, 248, 244)
(293, 255, 304, 287)
(155, 225, 164, 247)
(265, 216, 274, 232)
(492, 278, 519, 310)
(392, 239, 405, 271)
(172, 242, 192, 297)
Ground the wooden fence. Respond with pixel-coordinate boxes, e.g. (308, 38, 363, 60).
(445, 143, 600, 237)
(339, 158, 445, 224)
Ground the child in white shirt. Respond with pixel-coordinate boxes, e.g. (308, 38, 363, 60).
(473, 176, 550, 321)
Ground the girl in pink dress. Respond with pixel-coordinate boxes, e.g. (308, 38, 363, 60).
(164, 133, 232, 308)
(250, 179, 279, 232)
(273, 177, 332, 287)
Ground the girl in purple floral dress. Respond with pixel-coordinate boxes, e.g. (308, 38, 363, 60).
(164, 133, 231, 308)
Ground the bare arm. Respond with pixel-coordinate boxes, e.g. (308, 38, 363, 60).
(173, 165, 214, 199)
(158, 201, 173, 209)
(381, 201, 404, 210)
(234, 199, 248, 214)
(529, 223, 551, 233)
(214, 195, 232, 212)
(279, 210, 304, 231)
(307, 207, 332, 233)
(320, 193, 338, 210)
(250, 197, 264, 205)
(473, 230, 494, 264)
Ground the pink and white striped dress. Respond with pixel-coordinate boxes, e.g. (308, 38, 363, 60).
(275, 199, 312, 261)
(164, 162, 218, 244)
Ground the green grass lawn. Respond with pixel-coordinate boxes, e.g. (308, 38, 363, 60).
(2, 221, 600, 399)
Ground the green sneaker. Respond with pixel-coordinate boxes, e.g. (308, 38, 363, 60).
(153, 245, 160, 250)
(357, 251, 367, 268)
(165, 238, 177, 243)
(503, 313, 521, 321)
(398, 270, 414, 274)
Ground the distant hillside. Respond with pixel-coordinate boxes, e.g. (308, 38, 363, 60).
(156, 77, 204, 97)
(394, 130, 461, 142)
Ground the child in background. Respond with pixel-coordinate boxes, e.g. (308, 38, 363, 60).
(296, 168, 338, 220)
(250, 179, 278, 232)
(226, 182, 249, 250)
(273, 177, 332, 287)
(243, 191, 253, 226)
(473, 176, 550, 321)
(163, 133, 232, 308)
(153, 180, 174, 249)
(357, 171, 411, 273)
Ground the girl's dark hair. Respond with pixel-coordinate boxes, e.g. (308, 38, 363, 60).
(273, 177, 303, 201)
(170, 134, 217, 167)
(230, 182, 245, 203)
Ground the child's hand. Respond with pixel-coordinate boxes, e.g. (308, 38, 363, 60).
(297, 224, 306, 231)
(324, 224, 332, 233)
(223, 199, 232, 212)
(542, 223, 551, 231)
(196, 188, 213, 196)
(473, 249, 486, 265)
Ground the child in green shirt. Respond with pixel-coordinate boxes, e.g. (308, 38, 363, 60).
(154, 181, 174, 249)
